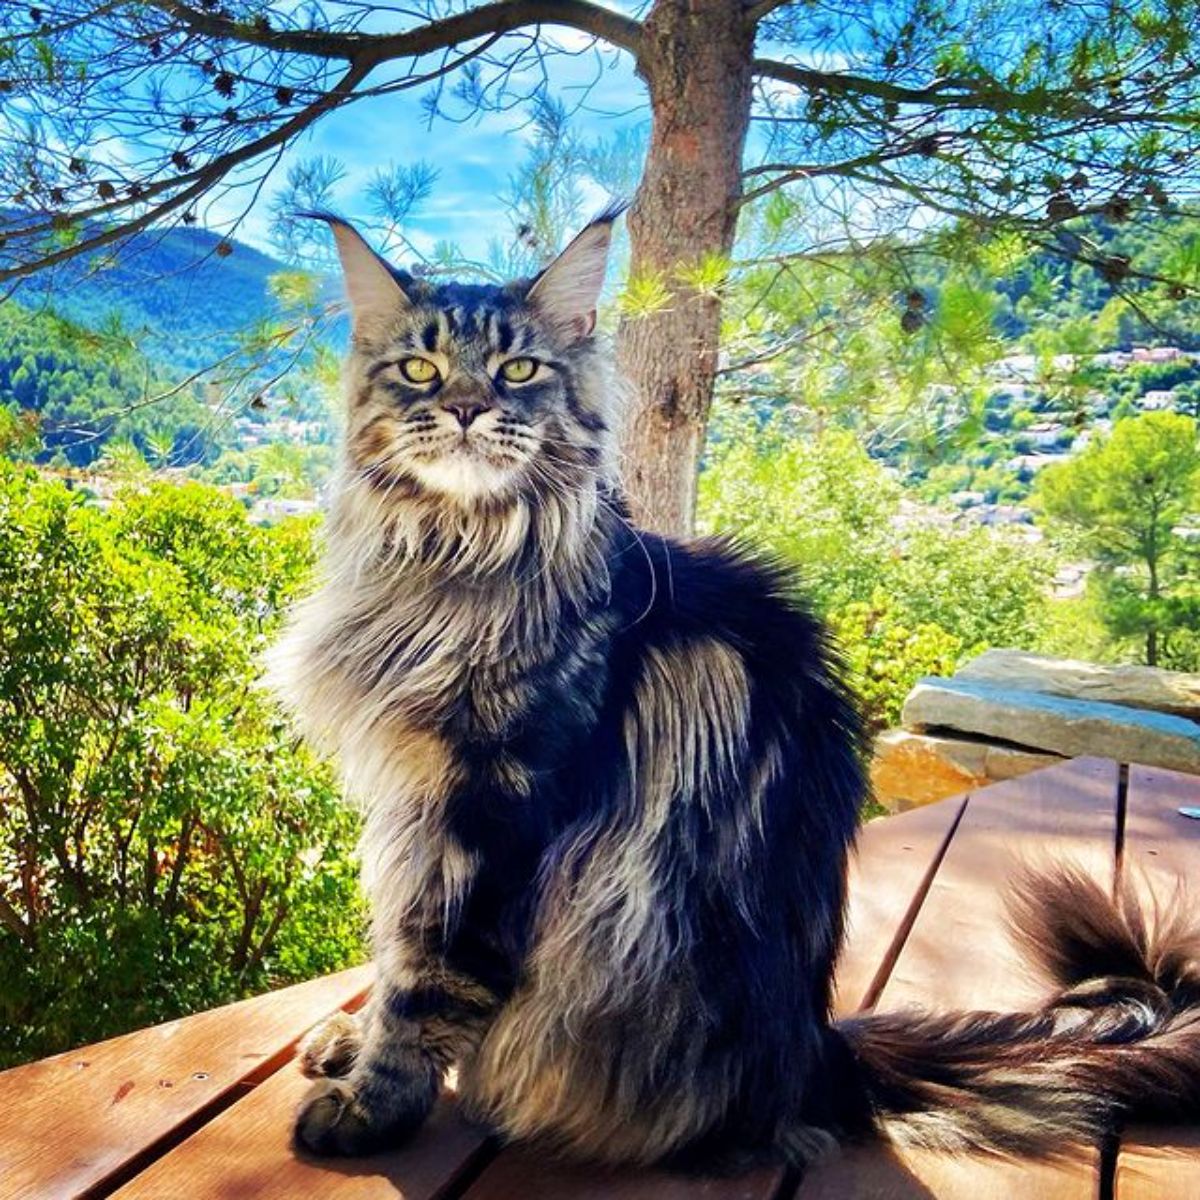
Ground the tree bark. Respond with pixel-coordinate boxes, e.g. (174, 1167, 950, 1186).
(616, 0, 755, 535)
(1146, 550, 1160, 667)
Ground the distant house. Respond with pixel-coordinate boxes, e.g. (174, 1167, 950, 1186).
(264, 418, 325, 443)
(1140, 390, 1177, 411)
(889, 498, 958, 532)
(989, 354, 1038, 382)
(1070, 418, 1113, 452)
(973, 503, 1035, 527)
(1008, 453, 1070, 476)
(1027, 421, 1067, 448)
(1052, 562, 1091, 599)
(249, 497, 320, 523)
(1131, 346, 1183, 363)
(949, 490, 986, 509)
(991, 382, 1038, 405)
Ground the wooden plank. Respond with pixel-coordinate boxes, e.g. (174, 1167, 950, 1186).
(1115, 1128, 1200, 1199)
(797, 758, 1122, 1200)
(798, 1144, 1099, 1200)
(0, 964, 372, 1200)
(111, 1067, 490, 1200)
(878, 756, 1120, 1013)
(1113, 764, 1200, 1200)
(834, 795, 967, 1017)
(459, 1149, 782, 1200)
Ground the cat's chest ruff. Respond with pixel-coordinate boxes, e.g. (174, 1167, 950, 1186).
(344, 582, 555, 735)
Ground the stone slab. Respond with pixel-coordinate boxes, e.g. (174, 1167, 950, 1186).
(958, 648, 1200, 721)
(901, 677, 1200, 774)
(869, 728, 1062, 811)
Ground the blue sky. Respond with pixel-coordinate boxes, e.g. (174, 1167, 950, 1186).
(215, 32, 648, 263)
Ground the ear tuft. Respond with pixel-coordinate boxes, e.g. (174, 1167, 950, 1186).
(299, 210, 409, 340)
(526, 202, 625, 343)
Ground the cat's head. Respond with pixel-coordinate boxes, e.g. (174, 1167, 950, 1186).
(317, 207, 623, 510)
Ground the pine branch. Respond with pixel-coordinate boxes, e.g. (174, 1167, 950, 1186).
(146, 0, 644, 61)
(0, 56, 374, 284)
(745, 1, 794, 23)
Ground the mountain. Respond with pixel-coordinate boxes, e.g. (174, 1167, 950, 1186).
(2, 212, 297, 373)
(0, 214, 341, 466)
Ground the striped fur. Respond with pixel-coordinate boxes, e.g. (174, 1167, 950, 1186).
(270, 211, 1200, 1168)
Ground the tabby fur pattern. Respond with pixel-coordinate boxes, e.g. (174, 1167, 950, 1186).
(268, 208, 1200, 1169)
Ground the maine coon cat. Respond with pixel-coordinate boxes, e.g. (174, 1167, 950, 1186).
(268, 207, 1200, 1168)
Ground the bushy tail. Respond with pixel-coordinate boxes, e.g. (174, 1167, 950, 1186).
(827, 867, 1200, 1157)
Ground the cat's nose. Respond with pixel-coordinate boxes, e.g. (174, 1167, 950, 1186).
(442, 400, 491, 429)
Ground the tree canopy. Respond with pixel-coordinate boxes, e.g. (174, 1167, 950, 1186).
(1038, 411, 1200, 667)
(4, 1, 1200, 530)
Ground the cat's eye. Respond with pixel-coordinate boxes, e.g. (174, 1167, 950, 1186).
(499, 357, 538, 384)
(399, 357, 440, 385)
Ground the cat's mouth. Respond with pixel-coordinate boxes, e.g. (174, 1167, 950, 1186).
(400, 431, 529, 501)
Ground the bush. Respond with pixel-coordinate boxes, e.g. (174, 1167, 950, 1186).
(0, 468, 364, 1066)
(828, 591, 962, 734)
(698, 417, 900, 611)
(882, 524, 1051, 655)
(698, 411, 1052, 726)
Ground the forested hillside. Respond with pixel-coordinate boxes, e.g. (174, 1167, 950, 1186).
(987, 215, 1200, 349)
(4, 213, 290, 371)
(0, 304, 217, 465)
(0, 216, 333, 466)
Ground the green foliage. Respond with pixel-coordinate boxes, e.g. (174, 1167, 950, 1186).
(1037, 412, 1200, 667)
(203, 441, 335, 499)
(0, 303, 216, 467)
(829, 593, 962, 733)
(17, 224, 297, 377)
(699, 418, 901, 610)
(0, 469, 364, 1066)
(617, 270, 674, 318)
(0, 406, 39, 459)
(982, 216, 1200, 354)
(1038, 593, 1117, 665)
(882, 525, 1051, 655)
(698, 411, 1051, 730)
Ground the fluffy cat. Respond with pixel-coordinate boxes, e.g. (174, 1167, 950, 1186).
(267, 207, 1200, 1168)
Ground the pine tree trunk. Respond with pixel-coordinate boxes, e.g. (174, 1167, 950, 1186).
(616, 0, 754, 535)
(1147, 553, 1160, 666)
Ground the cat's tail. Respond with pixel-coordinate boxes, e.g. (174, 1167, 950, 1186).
(818, 866, 1200, 1158)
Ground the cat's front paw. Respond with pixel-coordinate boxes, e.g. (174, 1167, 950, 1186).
(299, 1011, 362, 1079)
(293, 1062, 439, 1157)
(294, 1078, 391, 1156)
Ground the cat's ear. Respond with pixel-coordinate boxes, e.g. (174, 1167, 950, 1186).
(526, 202, 625, 342)
(300, 211, 410, 339)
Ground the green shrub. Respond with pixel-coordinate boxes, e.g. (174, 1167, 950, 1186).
(829, 591, 962, 734)
(698, 410, 1052, 723)
(0, 468, 364, 1066)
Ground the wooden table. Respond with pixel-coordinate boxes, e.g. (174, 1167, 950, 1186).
(3, 757, 1198, 1199)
